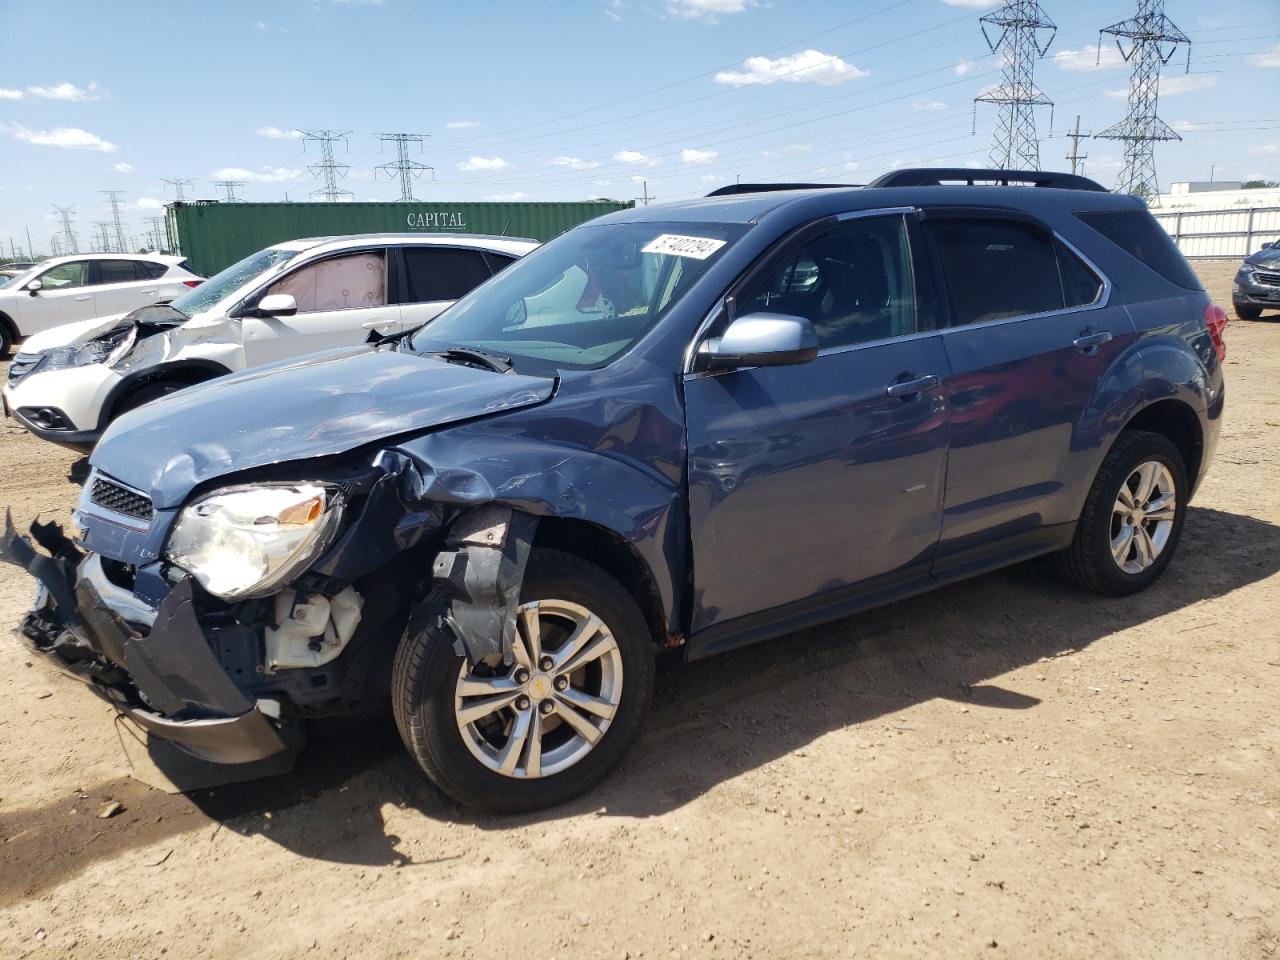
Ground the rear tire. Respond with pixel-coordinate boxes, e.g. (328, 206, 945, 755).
(1233, 302, 1263, 321)
(1057, 430, 1188, 596)
(392, 548, 654, 812)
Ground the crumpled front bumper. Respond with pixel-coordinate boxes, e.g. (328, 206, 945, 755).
(1, 516, 288, 765)
(1233, 274, 1280, 308)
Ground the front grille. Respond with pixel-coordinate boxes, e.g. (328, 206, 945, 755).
(1253, 269, 1280, 287)
(6, 354, 46, 386)
(90, 477, 154, 522)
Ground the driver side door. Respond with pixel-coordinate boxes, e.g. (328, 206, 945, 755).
(240, 249, 401, 365)
(15, 260, 97, 335)
(683, 212, 951, 644)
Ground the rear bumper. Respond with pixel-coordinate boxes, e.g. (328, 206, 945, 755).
(1, 518, 288, 765)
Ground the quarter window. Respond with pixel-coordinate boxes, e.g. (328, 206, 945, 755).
(742, 215, 919, 350)
(400, 248, 493, 303)
(135, 261, 169, 280)
(266, 251, 386, 313)
(37, 261, 87, 290)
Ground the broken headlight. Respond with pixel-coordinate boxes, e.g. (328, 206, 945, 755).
(165, 483, 343, 600)
(40, 328, 132, 372)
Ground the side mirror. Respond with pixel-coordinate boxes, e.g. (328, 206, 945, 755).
(256, 293, 297, 318)
(25, 279, 42, 295)
(702, 312, 818, 370)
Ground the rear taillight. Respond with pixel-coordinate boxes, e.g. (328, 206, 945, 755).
(1204, 302, 1227, 362)
(182, 280, 202, 288)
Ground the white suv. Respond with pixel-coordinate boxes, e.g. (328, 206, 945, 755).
(3, 234, 536, 450)
(0, 254, 203, 355)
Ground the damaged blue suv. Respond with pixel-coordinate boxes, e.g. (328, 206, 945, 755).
(3, 169, 1226, 811)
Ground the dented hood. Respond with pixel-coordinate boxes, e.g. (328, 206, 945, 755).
(20, 313, 129, 353)
(90, 347, 556, 509)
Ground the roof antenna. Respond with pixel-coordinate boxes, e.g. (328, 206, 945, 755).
(501, 217, 511, 236)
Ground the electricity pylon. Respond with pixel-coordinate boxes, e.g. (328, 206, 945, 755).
(301, 129, 354, 202)
(973, 0, 1057, 170)
(375, 133, 434, 201)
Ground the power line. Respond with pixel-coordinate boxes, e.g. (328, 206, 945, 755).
(1066, 114, 1089, 174)
(51, 204, 78, 254)
(161, 177, 195, 201)
(301, 129, 354, 202)
(146, 216, 167, 252)
(1094, 0, 1191, 201)
(375, 133, 434, 201)
(212, 180, 247, 202)
(100, 190, 127, 253)
(92, 221, 113, 253)
(973, 1, 1057, 170)
(634, 180, 656, 207)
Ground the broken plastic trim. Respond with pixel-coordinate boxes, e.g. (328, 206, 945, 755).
(430, 505, 538, 665)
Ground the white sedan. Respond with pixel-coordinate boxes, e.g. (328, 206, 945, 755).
(3, 233, 536, 450)
(0, 254, 203, 355)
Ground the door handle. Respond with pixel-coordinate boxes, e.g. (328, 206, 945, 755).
(141, 289, 158, 296)
(1072, 330, 1113, 352)
(886, 373, 940, 399)
(361, 319, 397, 330)
(74, 295, 92, 302)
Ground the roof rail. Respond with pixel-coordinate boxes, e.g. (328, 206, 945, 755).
(705, 182, 858, 198)
(867, 168, 1108, 192)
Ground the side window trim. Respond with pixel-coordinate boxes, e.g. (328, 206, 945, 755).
(917, 207, 1113, 335)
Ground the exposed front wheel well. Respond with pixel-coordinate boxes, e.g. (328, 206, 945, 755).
(105, 363, 230, 424)
(532, 517, 676, 651)
(1121, 399, 1204, 487)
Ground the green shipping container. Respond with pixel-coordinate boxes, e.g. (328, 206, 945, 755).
(166, 199, 634, 276)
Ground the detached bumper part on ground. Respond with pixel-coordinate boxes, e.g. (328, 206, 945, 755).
(0, 516, 288, 764)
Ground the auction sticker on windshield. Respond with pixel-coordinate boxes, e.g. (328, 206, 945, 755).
(642, 234, 727, 260)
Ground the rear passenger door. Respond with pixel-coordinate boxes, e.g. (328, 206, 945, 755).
(394, 246, 503, 331)
(920, 208, 1134, 571)
(89, 259, 165, 316)
(240, 248, 397, 365)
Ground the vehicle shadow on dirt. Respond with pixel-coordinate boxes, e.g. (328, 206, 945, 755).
(5, 504, 1277, 897)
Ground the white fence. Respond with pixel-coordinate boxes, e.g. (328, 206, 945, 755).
(1152, 206, 1280, 260)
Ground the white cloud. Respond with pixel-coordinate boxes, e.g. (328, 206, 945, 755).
(844, 161, 860, 172)
(254, 19, 288, 32)
(0, 88, 23, 100)
(255, 126, 303, 140)
(113, 162, 134, 173)
(1248, 143, 1280, 156)
(629, 175, 652, 184)
(954, 58, 976, 77)
(550, 156, 602, 170)
(912, 99, 947, 112)
(681, 148, 718, 164)
(483, 192, 528, 201)
(613, 150, 659, 166)
(27, 81, 105, 102)
(457, 156, 509, 171)
(667, 0, 754, 22)
(760, 143, 812, 159)
(446, 120, 481, 129)
(715, 49, 868, 87)
(699, 173, 721, 182)
(1248, 45, 1280, 69)
(1105, 74, 1217, 99)
(2, 123, 117, 152)
(135, 197, 165, 210)
(1053, 45, 1126, 72)
(211, 165, 304, 183)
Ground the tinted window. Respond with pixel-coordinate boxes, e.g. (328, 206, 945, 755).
(1075, 210, 1202, 290)
(483, 252, 516, 275)
(135, 260, 168, 280)
(267, 251, 386, 313)
(1057, 243, 1103, 308)
(401, 248, 492, 303)
(926, 220, 1064, 326)
(37, 261, 87, 290)
(743, 215, 918, 349)
(96, 260, 137, 285)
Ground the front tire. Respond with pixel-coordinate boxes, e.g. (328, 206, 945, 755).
(1057, 430, 1189, 596)
(392, 548, 654, 812)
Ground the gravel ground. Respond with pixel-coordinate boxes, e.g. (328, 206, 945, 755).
(0, 260, 1275, 960)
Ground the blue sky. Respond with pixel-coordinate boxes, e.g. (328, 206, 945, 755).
(1, 0, 1277, 256)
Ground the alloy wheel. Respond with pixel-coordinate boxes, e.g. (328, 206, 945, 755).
(454, 599, 623, 779)
(1110, 460, 1178, 575)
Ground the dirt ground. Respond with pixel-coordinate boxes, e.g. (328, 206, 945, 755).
(0, 261, 1275, 960)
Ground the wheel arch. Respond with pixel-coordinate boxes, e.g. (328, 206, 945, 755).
(1120, 398, 1204, 489)
(0, 310, 18, 346)
(99, 358, 233, 427)
(532, 516, 679, 651)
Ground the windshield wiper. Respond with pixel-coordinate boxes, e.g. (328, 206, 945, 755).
(424, 347, 514, 374)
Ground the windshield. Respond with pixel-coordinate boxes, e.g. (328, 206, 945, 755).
(409, 220, 747, 373)
(168, 247, 298, 316)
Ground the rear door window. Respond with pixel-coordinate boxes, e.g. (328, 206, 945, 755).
(266, 251, 386, 313)
(399, 247, 493, 303)
(925, 219, 1067, 326)
(94, 260, 138, 286)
